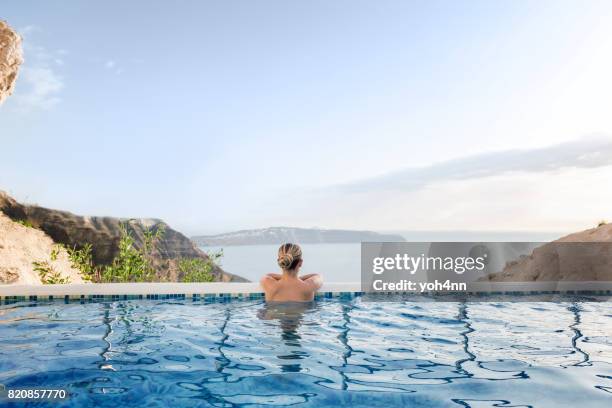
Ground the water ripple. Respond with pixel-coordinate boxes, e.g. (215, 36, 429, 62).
(0, 299, 610, 407)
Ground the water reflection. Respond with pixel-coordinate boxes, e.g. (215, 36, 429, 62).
(1, 299, 610, 407)
(455, 303, 476, 376)
(338, 303, 355, 390)
(257, 301, 316, 372)
(95, 299, 601, 397)
(100, 303, 113, 369)
(215, 307, 231, 373)
(566, 302, 590, 367)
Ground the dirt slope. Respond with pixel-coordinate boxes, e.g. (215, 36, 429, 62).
(483, 223, 612, 282)
(0, 213, 85, 285)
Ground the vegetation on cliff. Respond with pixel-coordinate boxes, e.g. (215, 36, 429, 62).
(0, 191, 246, 284)
(178, 251, 223, 283)
(62, 223, 221, 283)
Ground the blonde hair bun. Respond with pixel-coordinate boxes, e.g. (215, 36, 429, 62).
(277, 243, 302, 271)
(277, 253, 294, 270)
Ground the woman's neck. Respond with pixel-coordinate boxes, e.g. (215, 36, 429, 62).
(281, 270, 299, 279)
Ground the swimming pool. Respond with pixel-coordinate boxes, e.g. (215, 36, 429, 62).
(0, 298, 611, 407)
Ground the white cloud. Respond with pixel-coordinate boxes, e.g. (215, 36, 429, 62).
(9, 26, 65, 111)
(330, 166, 612, 232)
(19, 25, 40, 36)
(252, 165, 610, 233)
(249, 136, 612, 232)
(104, 59, 122, 74)
(16, 67, 63, 110)
(336, 136, 612, 193)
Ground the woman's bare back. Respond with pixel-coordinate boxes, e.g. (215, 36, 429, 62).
(261, 243, 323, 302)
(260, 273, 323, 302)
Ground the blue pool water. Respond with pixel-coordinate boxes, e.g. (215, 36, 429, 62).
(0, 299, 611, 407)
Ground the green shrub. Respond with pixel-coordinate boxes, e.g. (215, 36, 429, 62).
(178, 250, 222, 282)
(100, 222, 163, 283)
(66, 243, 100, 282)
(33, 245, 71, 284)
(62, 223, 164, 283)
(143, 224, 165, 254)
(32, 260, 71, 284)
(16, 219, 35, 228)
(47, 223, 223, 284)
(179, 259, 213, 282)
(50, 245, 61, 261)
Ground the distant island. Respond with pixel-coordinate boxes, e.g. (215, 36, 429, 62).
(192, 227, 406, 246)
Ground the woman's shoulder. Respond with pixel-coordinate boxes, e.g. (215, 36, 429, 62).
(299, 274, 323, 291)
(260, 273, 281, 289)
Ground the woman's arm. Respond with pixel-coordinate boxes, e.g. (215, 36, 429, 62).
(299, 273, 318, 281)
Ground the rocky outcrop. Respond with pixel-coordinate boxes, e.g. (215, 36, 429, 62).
(0, 21, 23, 104)
(193, 226, 406, 246)
(483, 224, 612, 282)
(0, 192, 246, 282)
(0, 212, 85, 284)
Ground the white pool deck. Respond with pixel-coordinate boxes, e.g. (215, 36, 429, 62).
(1, 281, 611, 297)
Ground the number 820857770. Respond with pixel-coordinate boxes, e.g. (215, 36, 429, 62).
(1, 387, 69, 401)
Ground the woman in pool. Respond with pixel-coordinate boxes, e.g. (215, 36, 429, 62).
(260, 243, 323, 302)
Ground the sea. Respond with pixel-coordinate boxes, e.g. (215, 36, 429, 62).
(200, 230, 566, 282)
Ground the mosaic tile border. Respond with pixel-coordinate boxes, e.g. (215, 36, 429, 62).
(1, 282, 611, 305)
(0, 291, 364, 305)
(1, 289, 610, 305)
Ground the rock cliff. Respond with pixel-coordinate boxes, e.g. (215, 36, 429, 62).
(0, 20, 23, 104)
(483, 223, 612, 282)
(0, 192, 246, 282)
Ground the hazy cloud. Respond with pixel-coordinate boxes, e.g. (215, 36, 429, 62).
(19, 25, 40, 36)
(104, 59, 122, 74)
(12, 26, 65, 111)
(16, 67, 63, 109)
(337, 136, 612, 192)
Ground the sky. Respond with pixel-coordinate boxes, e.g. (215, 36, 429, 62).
(1, 0, 612, 235)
